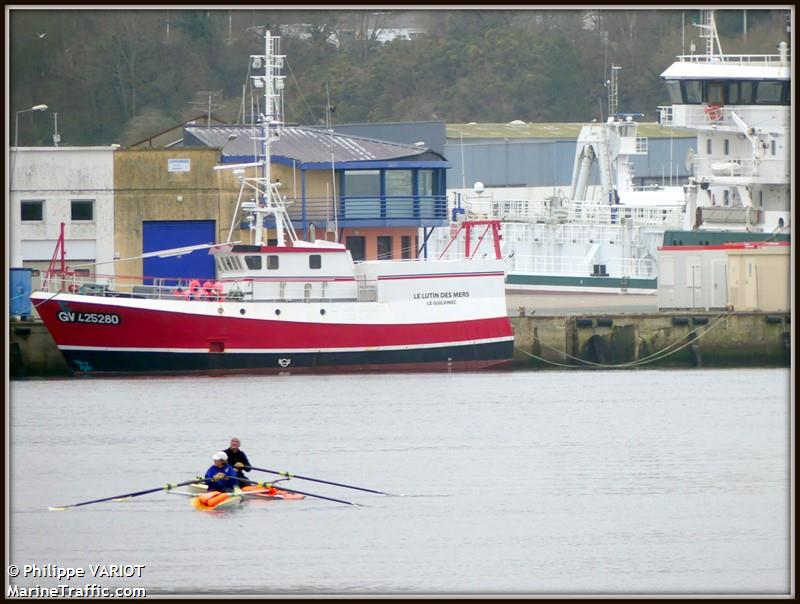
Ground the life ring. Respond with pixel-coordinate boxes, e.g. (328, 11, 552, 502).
(704, 103, 724, 122)
(201, 280, 215, 300)
(68, 284, 79, 293)
(213, 281, 226, 302)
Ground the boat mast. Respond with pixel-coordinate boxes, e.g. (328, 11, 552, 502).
(251, 30, 287, 247)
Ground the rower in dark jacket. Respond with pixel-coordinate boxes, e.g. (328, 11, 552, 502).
(224, 437, 252, 483)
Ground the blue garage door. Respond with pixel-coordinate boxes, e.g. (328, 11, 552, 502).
(143, 220, 216, 286)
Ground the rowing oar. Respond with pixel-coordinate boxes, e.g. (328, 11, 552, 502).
(48, 479, 200, 511)
(248, 466, 398, 496)
(232, 476, 362, 507)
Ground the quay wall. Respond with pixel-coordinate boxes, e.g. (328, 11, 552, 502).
(9, 311, 791, 378)
(511, 312, 791, 369)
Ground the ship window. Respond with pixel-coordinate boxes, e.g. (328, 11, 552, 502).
(723, 139, 730, 155)
(664, 80, 682, 104)
(723, 190, 730, 206)
(704, 81, 725, 104)
(21, 199, 44, 221)
(706, 138, 712, 155)
(267, 255, 279, 270)
(231, 256, 243, 270)
(755, 81, 783, 104)
(771, 140, 776, 156)
(309, 254, 321, 269)
(682, 80, 702, 104)
(727, 81, 754, 104)
(244, 255, 262, 270)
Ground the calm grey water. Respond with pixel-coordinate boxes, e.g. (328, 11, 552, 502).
(9, 369, 790, 595)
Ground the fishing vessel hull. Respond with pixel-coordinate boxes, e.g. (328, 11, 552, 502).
(30, 292, 514, 375)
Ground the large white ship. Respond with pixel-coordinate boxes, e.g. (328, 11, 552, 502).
(427, 10, 791, 294)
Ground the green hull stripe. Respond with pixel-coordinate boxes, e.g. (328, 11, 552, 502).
(506, 275, 657, 289)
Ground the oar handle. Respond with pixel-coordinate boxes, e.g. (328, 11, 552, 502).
(249, 466, 391, 495)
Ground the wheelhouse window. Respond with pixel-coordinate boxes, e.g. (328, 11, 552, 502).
(309, 254, 321, 269)
(244, 255, 262, 270)
(727, 80, 755, 104)
(71, 199, 94, 221)
(755, 81, 784, 104)
(21, 200, 44, 221)
(682, 80, 702, 104)
(704, 81, 725, 105)
(267, 255, 279, 270)
(664, 80, 682, 104)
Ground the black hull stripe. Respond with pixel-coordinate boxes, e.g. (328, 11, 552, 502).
(62, 341, 514, 375)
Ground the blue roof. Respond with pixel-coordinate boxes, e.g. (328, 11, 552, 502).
(184, 125, 447, 166)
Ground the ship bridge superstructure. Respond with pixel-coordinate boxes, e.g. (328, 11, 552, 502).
(658, 11, 790, 232)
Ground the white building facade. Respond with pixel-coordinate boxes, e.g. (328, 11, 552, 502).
(9, 147, 116, 284)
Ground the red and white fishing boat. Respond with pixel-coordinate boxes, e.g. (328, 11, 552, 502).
(30, 30, 513, 376)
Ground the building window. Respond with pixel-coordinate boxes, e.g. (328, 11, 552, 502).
(245, 255, 262, 270)
(21, 200, 44, 221)
(71, 199, 94, 221)
(309, 254, 321, 269)
(346, 236, 366, 262)
(401, 235, 412, 260)
(377, 236, 393, 260)
(385, 170, 413, 218)
(267, 255, 279, 270)
(343, 170, 381, 218)
(706, 138, 712, 155)
(723, 139, 730, 155)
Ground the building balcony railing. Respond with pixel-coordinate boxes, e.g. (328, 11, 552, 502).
(276, 195, 448, 226)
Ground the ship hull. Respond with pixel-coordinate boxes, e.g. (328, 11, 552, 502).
(31, 293, 514, 375)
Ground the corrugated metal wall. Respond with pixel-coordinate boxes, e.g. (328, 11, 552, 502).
(445, 136, 695, 188)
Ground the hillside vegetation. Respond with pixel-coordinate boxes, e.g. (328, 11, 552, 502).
(10, 9, 788, 146)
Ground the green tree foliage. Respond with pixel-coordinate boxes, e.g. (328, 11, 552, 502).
(8, 9, 789, 146)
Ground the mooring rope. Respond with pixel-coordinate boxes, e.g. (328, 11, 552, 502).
(515, 309, 734, 369)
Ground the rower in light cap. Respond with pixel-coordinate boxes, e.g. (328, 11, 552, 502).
(204, 451, 239, 492)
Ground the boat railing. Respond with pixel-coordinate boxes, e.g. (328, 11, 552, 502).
(692, 156, 762, 178)
(674, 53, 783, 66)
(567, 202, 685, 228)
(506, 254, 657, 279)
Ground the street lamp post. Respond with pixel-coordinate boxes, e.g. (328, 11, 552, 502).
(14, 104, 48, 147)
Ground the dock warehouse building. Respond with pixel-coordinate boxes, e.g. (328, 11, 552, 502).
(183, 125, 450, 263)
